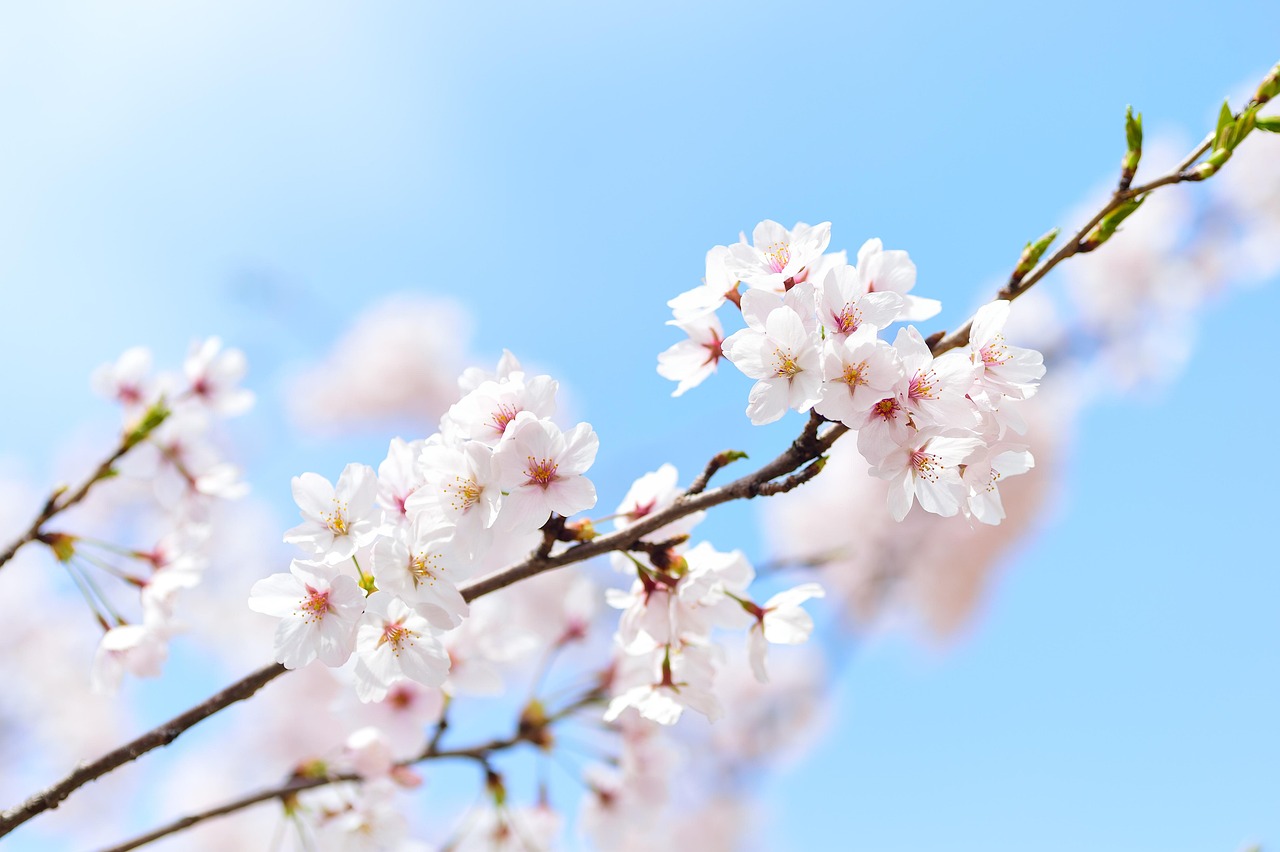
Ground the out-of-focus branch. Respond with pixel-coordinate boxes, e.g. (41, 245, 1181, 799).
(0, 403, 169, 572)
(95, 689, 606, 852)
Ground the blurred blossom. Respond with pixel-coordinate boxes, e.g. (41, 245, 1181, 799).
(287, 295, 475, 433)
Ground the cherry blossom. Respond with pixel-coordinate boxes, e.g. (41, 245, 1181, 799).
(284, 464, 381, 564)
(247, 559, 366, 668)
(491, 412, 599, 529)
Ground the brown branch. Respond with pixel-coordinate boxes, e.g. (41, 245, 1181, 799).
(95, 691, 606, 852)
(0, 663, 286, 837)
(458, 420, 844, 602)
(0, 414, 840, 841)
(0, 405, 170, 572)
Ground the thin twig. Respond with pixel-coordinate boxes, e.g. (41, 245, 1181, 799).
(96, 691, 605, 852)
(929, 126, 1223, 357)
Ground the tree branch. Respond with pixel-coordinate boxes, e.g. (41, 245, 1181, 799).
(0, 662, 286, 837)
(95, 691, 605, 852)
(0, 404, 169, 572)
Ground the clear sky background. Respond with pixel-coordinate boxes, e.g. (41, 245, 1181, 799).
(2, 2, 1279, 850)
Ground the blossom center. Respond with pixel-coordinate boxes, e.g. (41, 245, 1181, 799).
(980, 334, 1010, 366)
(763, 241, 791, 274)
(321, 498, 349, 536)
(910, 449, 942, 483)
(773, 348, 802, 379)
(908, 369, 937, 401)
(449, 476, 482, 513)
(523, 457, 560, 489)
(490, 403, 521, 434)
(379, 621, 412, 652)
(833, 305, 861, 335)
(297, 584, 331, 623)
(871, 397, 901, 421)
(841, 360, 868, 389)
(409, 551, 442, 586)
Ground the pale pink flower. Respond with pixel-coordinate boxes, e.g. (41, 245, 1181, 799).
(492, 412, 598, 530)
(90, 346, 155, 413)
(967, 300, 1046, 401)
(658, 312, 725, 397)
(721, 303, 823, 425)
(870, 428, 981, 521)
(247, 559, 366, 668)
(284, 464, 381, 564)
(668, 245, 736, 320)
(723, 220, 831, 293)
(745, 583, 825, 682)
(814, 331, 904, 426)
(352, 592, 450, 703)
(815, 263, 905, 338)
(184, 337, 254, 417)
(855, 237, 940, 320)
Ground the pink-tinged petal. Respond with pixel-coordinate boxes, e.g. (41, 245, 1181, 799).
(548, 475, 597, 517)
(499, 489, 553, 531)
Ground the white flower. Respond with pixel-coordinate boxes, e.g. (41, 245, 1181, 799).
(369, 520, 469, 627)
(352, 592, 451, 703)
(284, 464, 381, 564)
(968, 300, 1046, 401)
(604, 644, 723, 725)
(91, 346, 155, 413)
(723, 220, 831, 293)
(721, 302, 823, 425)
(658, 312, 725, 397)
(815, 263, 905, 338)
(442, 372, 558, 446)
(405, 439, 502, 547)
(745, 583, 825, 683)
(247, 559, 366, 668)
(183, 337, 254, 417)
(814, 331, 904, 426)
(492, 412, 598, 530)
(870, 428, 981, 521)
(855, 237, 939, 320)
(667, 245, 736, 320)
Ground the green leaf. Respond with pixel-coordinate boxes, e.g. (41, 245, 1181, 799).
(1257, 115, 1280, 133)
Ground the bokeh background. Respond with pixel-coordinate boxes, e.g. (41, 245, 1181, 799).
(2, 1, 1279, 850)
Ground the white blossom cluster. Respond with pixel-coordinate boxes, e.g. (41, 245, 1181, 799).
(602, 464, 824, 727)
(86, 338, 253, 691)
(249, 353, 601, 702)
(660, 220, 1047, 524)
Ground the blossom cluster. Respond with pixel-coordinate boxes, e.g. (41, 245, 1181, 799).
(660, 220, 1046, 524)
(249, 353, 601, 702)
(85, 338, 253, 691)
(602, 464, 824, 727)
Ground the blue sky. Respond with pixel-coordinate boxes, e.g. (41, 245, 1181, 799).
(2, 2, 1279, 849)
